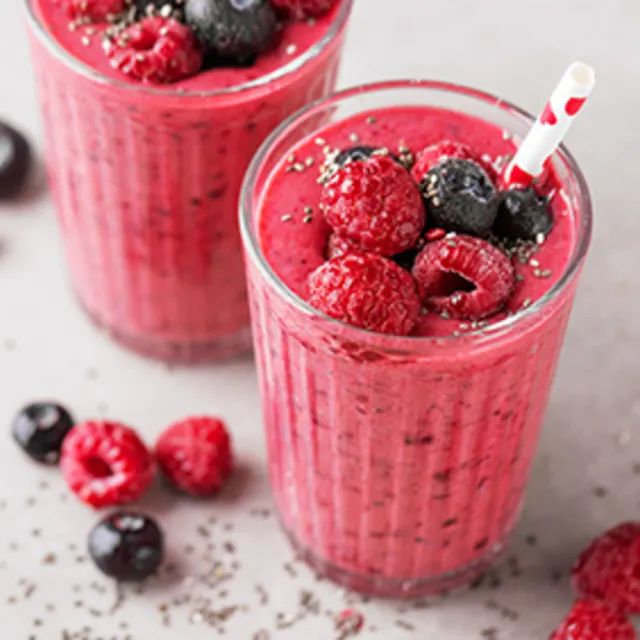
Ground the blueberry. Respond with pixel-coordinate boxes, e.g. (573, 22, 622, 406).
(334, 146, 378, 166)
(88, 512, 164, 581)
(421, 158, 498, 236)
(494, 188, 553, 241)
(185, 0, 278, 63)
(0, 122, 31, 198)
(12, 402, 75, 464)
(334, 146, 401, 168)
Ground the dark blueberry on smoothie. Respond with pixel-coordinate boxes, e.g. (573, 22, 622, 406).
(334, 145, 379, 166)
(494, 187, 554, 241)
(185, 0, 278, 63)
(420, 158, 498, 236)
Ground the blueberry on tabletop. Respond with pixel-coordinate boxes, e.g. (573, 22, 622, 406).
(493, 187, 553, 241)
(185, 0, 278, 63)
(0, 122, 32, 198)
(12, 402, 75, 464)
(88, 512, 164, 581)
(421, 158, 498, 236)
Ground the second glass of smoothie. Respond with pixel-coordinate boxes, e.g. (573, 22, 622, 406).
(241, 81, 592, 597)
(26, 0, 352, 362)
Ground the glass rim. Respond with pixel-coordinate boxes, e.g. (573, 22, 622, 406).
(240, 79, 594, 347)
(24, 0, 353, 99)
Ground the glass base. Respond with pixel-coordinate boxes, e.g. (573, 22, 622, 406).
(80, 299, 253, 364)
(285, 528, 505, 599)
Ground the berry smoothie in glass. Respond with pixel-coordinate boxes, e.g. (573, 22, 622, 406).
(241, 81, 592, 596)
(25, 0, 352, 362)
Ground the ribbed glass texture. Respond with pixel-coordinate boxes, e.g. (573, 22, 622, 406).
(26, 3, 349, 362)
(241, 81, 592, 596)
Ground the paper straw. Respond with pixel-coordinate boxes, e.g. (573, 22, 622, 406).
(503, 62, 595, 188)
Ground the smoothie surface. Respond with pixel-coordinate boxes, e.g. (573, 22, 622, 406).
(31, 0, 342, 91)
(258, 106, 578, 337)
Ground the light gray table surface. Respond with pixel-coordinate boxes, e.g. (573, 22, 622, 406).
(1, 1, 639, 638)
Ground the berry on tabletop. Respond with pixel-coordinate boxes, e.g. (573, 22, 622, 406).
(0, 122, 32, 198)
(572, 522, 640, 614)
(88, 511, 164, 581)
(550, 599, 636, 640)
(61, 420, 155, 508)
(12, 402, 75, 464)
(155, 416, 233, 496)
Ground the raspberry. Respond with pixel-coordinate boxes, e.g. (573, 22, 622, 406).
(412, 235, 515, 320)
(270, 0, 337, 19)
(61, 421, 154, 508)
(325, 234, 357, 260)
(104, 17, 203, 84)
(321, 155, 425, 257)
(572, 522, 640, 613)
(412, 141, 475, 182)
(155, 417, 233, 496)
(62, 0, 125, 20)
(550, 599, 636, 640)
(307, 252, 421, 335)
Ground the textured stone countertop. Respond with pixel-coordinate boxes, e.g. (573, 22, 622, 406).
(1, 0, 639, 638)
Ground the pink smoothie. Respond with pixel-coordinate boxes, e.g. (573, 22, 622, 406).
(27, 0, 351, 361)
(243, 89, 591, 596)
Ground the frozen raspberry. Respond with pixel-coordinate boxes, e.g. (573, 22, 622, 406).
(412, 235, 515, 320)
(321, 155, 425, 257)
(270, 0, 337, 19)
(325, 234, 357, 260)
(63, 0, 125, 20)
(61, 421, 154, 508)
(572, 522, 640, 613)
(411, 141, 476, 182)
(308, 252, 421, 335)
(155, 417, 233, 496)
(550, 599, 636, 640)
(104, 16, 203, 84)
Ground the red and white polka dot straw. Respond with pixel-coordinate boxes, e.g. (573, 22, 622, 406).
(503, 62, 595, 188)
